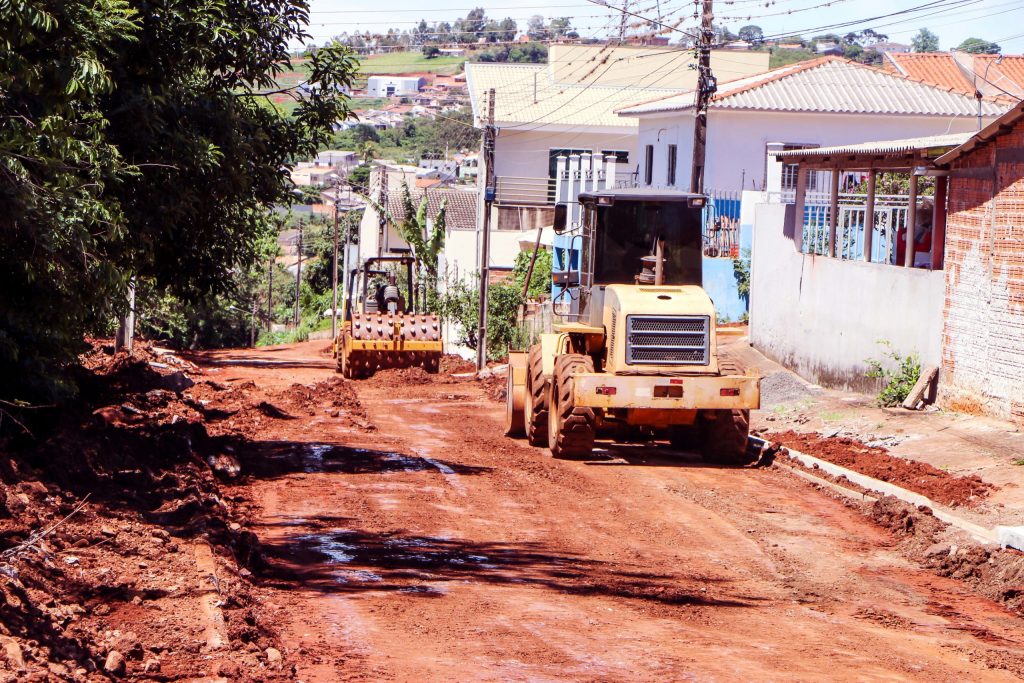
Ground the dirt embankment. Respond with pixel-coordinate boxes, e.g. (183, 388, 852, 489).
(869, 496, 1024, 620)
(765, 430, 994, 508)
(0, 341, 374, 680)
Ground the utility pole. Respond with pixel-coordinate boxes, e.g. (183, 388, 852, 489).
(331, 194, 340, 340)
(294, 219, 303, 327)
(476, 88, 496, 372)
(617, 0, 632, 42)
(690, 0, 716, 194)
(267, 255, 274, 331)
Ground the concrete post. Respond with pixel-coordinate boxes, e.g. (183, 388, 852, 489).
(581, 152, 593, 194)
(932, 175, 948, 270)
(765, 142, 786, 195)
(864, 170, 876, 262)
(604, 155, 617, 190)
(569, 154, 581, 229)
(904, 172, 919, 268)
(793, 165, 807, 254)
(555, 155, 568, 204)
(828, 169, 839, 258)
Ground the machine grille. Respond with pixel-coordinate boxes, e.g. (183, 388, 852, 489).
(626, 315, 710, 365)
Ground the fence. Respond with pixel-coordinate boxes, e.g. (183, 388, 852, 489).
(704, 190, 741, 259)
(799, 191, 909, 263)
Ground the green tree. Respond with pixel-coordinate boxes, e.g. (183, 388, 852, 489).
(957, 37, 1001, 54)
(348, 165, 371, 194)
(911, 28, 940, 52)
(738, 25, 763, 45)
(513, 249, 553, 300)
(393, 184, 446, 307)
(358, 141, 380, 163)
(0, 0, 358, 403)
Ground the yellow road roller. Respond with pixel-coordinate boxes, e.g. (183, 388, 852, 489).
(335, 256, 442, 379)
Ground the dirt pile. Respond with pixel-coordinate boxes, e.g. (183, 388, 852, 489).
(440, 354, 476, 374)
(870, 497, 1024, 617)
(765, 430, 994, 507)
(0, 341, 304, 681)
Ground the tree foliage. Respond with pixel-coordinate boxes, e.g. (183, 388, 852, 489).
(957, 37, 1001, 54)
(911, 28, 940, 53)
(0, 0, 358, 401)
(738, 25, 763, 45)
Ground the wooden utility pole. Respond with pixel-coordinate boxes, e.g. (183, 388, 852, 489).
(267, 255, 274, 330)
(294, 219, 304, 326)
(331, 196, 340, 340)
(476, 88, 496, 372)
(690, 0, 715, 194)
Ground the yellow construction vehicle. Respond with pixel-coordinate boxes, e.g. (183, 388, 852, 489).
(505, 189, 760, 462)
(335, 255, 442, 378)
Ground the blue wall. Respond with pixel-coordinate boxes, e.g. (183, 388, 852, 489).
(551, 221, 751, 322)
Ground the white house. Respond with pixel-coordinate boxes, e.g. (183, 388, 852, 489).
(616, 57, 1011, 195)
(464, 43, 770, 233)
(366, 75, 426, 98)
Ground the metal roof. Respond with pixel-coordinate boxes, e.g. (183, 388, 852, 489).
(935, 100, 1024, 166)
(773, 132, 973, 160)
(618, 57, 1012, 117)
(465, 46, 769, 130)
(579, 188, 705, 202)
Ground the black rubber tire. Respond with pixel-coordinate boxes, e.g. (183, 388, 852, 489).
(524, 344, 549, 447)
(698, 409, 753, 465)
(547, 354, 596, 459)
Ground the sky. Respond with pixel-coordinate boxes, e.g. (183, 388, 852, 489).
(302, 0, 1024, 51)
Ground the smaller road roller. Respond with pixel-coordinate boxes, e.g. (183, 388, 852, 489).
(505, 189, 760, 463)
(335, 255, 442, 379)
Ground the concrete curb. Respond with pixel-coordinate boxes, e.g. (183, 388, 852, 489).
(752, 436, 1024, 551)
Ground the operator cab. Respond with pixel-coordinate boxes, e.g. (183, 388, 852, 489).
(553, 189, 707, 321)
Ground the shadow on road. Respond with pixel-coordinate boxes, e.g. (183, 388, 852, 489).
(257, 527, 763, 610)
(236, 440, 493, 479)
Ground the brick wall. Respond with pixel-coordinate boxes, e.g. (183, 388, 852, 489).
(941, 119, 1024, 425)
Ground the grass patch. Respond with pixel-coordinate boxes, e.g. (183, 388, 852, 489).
(819, 411, 844, 422)
(769, 48, 817, 68)
(1013, 459, 1024, 466)
(358, 52, 466, 75)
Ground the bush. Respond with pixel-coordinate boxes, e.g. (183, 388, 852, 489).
(436, 275, 524, 361)
(865, 340, 921, 407)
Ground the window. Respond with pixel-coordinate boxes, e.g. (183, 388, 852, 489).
(780, 143, 818, 191)
(667, 145, 678, 186)
(644, 145, 654, 185)
(601, 150, 630, 165)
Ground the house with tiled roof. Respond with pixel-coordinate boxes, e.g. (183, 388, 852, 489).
(882, 51, 1024, 100)
(616, 56, 1011, 194)
(355, 165, 524, 290)
(464, 44, 770, 228)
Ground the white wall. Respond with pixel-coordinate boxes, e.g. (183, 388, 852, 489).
(494, 127, 640, 180)
(750, 202, 945, 391)
(367, 76, 423, 98)
(636, 110, 992, 193)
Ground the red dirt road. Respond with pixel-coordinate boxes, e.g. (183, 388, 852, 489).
(200, 343, 1024, 682)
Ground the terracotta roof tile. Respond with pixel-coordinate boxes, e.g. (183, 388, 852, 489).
(386, 187, 477, 231)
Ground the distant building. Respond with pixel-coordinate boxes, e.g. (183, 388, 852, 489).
(872, 41, 910, 53)
(814, 41, 843, 55)
(315, 150, 358, 172)
(366, 75, 426, 98)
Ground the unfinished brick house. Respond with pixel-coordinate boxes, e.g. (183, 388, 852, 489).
(753, 102, 1022, 422)
(934, 101, 1024, 424)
